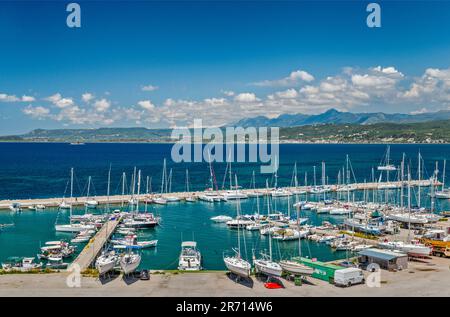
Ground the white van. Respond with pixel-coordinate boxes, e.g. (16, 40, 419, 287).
(334, 268, 365, 287)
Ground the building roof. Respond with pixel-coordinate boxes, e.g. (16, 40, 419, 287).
(358, 248, 407, 261)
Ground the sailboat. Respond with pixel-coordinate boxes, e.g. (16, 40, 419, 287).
(253, 232, 283, 277)
(95, 251, 118, 275)
(223, 175, 252, 279)
(379, 167, 431, 256)
(84, 176, 99, 208)
(279, 206, 314, 275)
(435, 160, 450, 199)
(377, 145, 397, 171)
(120, 251, 141, 275)
(184, 169, 197, 202)
(55, 168, 95, 233)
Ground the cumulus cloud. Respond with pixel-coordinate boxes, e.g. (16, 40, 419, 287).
(0, 93, 35, 102)
(82, 93, 94, 103)
(20, 66, 450, 128)
(234, 93, 259, 103)
(22, 105, 50, 119)
(138, 100, 155, 111)
(93, 98, 111, 112)
(141, 84, 159, 92)
(45, 93, 74, 108)
(251, 70, 314, 87)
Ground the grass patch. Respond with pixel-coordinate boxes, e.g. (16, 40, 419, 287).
(81, 268, 99, 277)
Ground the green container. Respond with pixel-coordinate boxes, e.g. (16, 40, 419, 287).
(294, 257, 343, 283)
(294, 276, 302, 286)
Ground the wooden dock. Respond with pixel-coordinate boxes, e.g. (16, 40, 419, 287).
(68, 217, 121, 271)
(0, 179, 438, 211)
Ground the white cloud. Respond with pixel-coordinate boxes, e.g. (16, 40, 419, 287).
(234, 92, 259, 103)
(22, 105, 50, 119)
(141, 84, 159, 92)
(20, 66, 450, 128)
(45, 93, 74, 108)
(82, 93, 94, 103)
(251, 69, 314, 87)
(274, 89, 298, 99)
(0, 93, 35, 102)
(93, 98, 111, 112)
(138, 100, 155, 111)
(222, 90, 235, 97)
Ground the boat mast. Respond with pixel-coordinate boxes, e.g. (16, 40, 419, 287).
(70, 167, 73, 201)
(145, 175, 149, 213)
(186, 169, 190, 192)
(121, 172, 126, 208)
(296, 205, 302, 258)
(136, 170, 141, 213)
(346, 155, 350, 202)
(407, 165, 411, 242)
(442, 159, 446, 191)
(418, 151, 421, 208)
(313, 165, 316, 187)
(107, 164, 111, 213)
(70, 168, 74, 224)
(235, 174, 241, 259)
(228, 153, 232, 191)
(400, 153, 405, 209)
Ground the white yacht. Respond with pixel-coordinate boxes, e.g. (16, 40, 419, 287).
(95, 251, 118, 275)
(120, 252, 141, 275)
(378, 240, 431, 256)
(210, 215, 233, 223)
(178, 241, 202, 271)
(279, 260, 313, 276)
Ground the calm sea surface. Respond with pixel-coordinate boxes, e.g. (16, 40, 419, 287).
(0, 143, 449, 269)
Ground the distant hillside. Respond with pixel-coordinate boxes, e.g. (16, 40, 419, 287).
(279, 120, 450, 144)
(1, 119, 450, 144)
(232, 108, 450, 127)
(0, 127, 174, 143)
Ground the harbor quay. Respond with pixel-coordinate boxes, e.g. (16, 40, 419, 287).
(0, 255, 448, 297)
(0, 179, 437, 210)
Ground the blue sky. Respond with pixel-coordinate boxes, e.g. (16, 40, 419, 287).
(1, 1, 450, 134)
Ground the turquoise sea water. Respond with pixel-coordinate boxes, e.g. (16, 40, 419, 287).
(0, 143, 449, 270)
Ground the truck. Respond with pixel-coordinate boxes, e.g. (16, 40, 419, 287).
(334, 268, 365, 287)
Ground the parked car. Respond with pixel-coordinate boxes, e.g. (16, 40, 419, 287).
(140, 269, 150, 280)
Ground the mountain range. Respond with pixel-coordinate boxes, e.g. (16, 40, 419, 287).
(231, 108, 450, 127)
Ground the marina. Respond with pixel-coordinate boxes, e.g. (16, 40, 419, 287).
(0, 143, 449, 291)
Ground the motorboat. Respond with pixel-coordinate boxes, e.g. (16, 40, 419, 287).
(222, 191, 248, 200)
(226, 219, 254, 228)
(111, 235, 158, 249)
(178, 241, 202, 271)
(271, 188, 292, 197)
(85, 200, 99, 208)
(55, 223, 96, 233)
(9, 202, 21, 212)
(210, 215, 233, 223)
(329, 207, 352, 215)
(1, 257, 42, 272)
